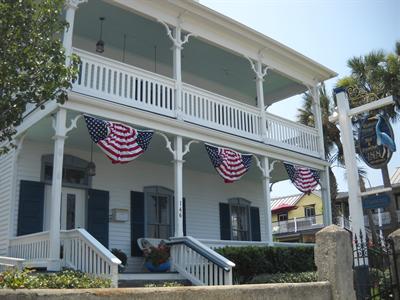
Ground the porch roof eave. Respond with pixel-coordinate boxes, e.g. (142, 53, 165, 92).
(109, 0, 337, 86)
(64, 91, 330, 170)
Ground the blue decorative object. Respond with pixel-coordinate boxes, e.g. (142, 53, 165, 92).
(145, 261, 170, 272)
(375, 115, 396, 153)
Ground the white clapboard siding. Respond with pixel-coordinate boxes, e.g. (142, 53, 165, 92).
(0, 149, 15, 255)
(16, 140, 266, 269)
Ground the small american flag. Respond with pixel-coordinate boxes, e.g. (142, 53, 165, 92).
(205, 143, 252, 183)
(284, 163, 320, 194)
(84, 115, 154, 164)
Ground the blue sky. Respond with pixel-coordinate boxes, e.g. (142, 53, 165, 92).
(201, 0, 400, 197)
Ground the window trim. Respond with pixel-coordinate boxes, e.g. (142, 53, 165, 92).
(41, 154, 92, 188)
(277, 212, 288, 222)
(228, 198, 251, 241)
(144, 186, 174, 239)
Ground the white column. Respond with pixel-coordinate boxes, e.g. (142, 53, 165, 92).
(256, 61, 268, 143)
(48, 108, 67, 271)
(174, 135, 184, 236)
(311, 85, 332, 225)
(63, 0, 86, 63)
(311, 85, 325, 158)
(336, 91, 365, 240)
(321, 166, 332, 225)
(261, 156, 273, 245)
(173, 27, 183, 120)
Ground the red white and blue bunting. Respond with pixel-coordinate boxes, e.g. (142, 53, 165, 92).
(284, 162, 320, 194)
(84, 115, 154, 164)
(205, 143, 252, 183)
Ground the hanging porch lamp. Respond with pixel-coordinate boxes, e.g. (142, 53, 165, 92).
(87, 142, 96, 177)
(96, 17, 105, 53)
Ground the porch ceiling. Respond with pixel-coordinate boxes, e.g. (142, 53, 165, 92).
(73, 0, 307, 107)
(24, 111, 288, 183)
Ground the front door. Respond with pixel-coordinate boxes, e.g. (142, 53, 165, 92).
(43, 186, 86, 230)
(61, 187, 86, 230)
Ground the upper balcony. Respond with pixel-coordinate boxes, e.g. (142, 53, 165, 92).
(69, 0, 335, 159)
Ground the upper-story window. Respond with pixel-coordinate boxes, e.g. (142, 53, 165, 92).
(304, 205, 316, 224)
(277, 212, 288, 222)
(229, 198, 251, 241)
(42, 154, 90, 187)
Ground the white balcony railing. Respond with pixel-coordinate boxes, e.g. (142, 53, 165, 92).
(72, 48, 321, 157)
(272, 215, 324, 234)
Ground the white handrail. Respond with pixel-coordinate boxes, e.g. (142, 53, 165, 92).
(168, 236, 235, 286)
(0, 256, 25, 271)
(61, 229, 121, 287)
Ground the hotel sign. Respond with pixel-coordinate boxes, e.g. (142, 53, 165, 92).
(358, 116, 394, 169)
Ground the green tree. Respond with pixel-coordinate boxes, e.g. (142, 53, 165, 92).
(336, 41, 400, 231)
(0, 0, 79, 154)
(297, 84, 342, 218)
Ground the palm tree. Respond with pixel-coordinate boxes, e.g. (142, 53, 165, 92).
(297, 84, 342, 219)
(336, 41, 400, 232)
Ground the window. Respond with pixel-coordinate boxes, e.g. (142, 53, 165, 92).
(41, 154, 90, 187)
(304, 205, 316, 224)
(229, 198, 251, 241)
(277, 213, 288, 222)
(144, 187, 173, 239)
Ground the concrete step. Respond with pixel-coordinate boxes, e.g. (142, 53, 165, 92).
(118, 272, 191, 287)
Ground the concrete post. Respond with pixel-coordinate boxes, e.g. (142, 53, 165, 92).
(315, 225, 356, 300)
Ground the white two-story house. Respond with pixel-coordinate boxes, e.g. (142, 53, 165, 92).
(0, 0, 336, 286)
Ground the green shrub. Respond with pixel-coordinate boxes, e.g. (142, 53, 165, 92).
(250, 272, 317, 284)
(0, 269, 111, 289)
(216, 246, 315, 283)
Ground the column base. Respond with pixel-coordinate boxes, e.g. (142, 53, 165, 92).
(47, 259, 61, 272)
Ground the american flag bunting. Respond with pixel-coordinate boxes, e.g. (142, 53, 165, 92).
(284, 162, 320, 194)
(205, 143, 252, 183)
(84, 115, 154, 164)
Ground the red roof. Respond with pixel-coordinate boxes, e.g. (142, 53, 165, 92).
(271, 203, 297, 213)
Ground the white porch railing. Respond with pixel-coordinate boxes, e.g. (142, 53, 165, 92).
(73, 48, 176, 118)
(72, 48, 322, 158)
(265, 113, 320, 157)
(168, 236, 235, 286)
(9, 231, 50, 266)
(272, 215, 324, 234)
(0, 256, 25, 272)
(61, 229, 121, 287)
(182, 83, 261, 140)
(8, 229, 121, 287)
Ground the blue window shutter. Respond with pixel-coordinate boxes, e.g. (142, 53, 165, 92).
(219, 203, 231, 240)
(87, 189, 109, 248)
(183, 197, 186, 236)
(250, 207, 261, 241)
(17, 180, 45, 236)
(131, 191, 144, 256)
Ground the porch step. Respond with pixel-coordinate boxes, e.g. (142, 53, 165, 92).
(118, 272, 191, 287)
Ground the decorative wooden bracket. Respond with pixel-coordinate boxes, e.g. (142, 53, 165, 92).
(244, 55, 271, 81)
(253, 155, 279, 179)
(51, 114, 82, 136)
(156, 132, 198, 161)
(158, 18, 195, 49)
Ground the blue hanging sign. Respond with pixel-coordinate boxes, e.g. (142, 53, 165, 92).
(358, 115, 396, 169)
(362, 193, 391, 209)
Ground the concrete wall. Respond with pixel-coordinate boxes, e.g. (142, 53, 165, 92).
(0, 282, 332, 300)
